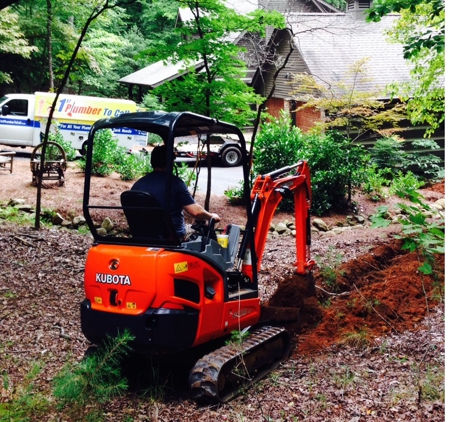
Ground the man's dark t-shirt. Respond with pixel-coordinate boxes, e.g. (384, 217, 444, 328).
(131, 171, 195, 237)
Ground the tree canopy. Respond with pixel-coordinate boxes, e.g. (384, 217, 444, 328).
(143, 0, 285, 127)
(367, 0, 445, 135)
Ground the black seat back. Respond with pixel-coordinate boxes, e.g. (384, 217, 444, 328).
(120, 190, 180, 245)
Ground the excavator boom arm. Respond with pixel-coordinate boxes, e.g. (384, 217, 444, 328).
(242, 161, 314, 277)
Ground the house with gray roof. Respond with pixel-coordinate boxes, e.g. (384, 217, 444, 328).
(118, 0, 340, 93)
(118, 0, 444, 153)
(257, 11, 413, 132)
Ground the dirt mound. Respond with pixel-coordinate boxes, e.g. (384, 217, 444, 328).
(266, 240, 444, 354)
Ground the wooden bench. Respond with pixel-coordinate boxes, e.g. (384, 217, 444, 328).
(30, 141, 67, 186)
(0, 151, 15, 174)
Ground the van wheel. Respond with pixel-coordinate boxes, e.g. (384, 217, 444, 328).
(221, 147, 242, 167)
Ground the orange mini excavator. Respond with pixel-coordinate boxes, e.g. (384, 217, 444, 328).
(80, 111, 315, 402)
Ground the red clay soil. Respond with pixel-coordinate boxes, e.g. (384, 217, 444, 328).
(268, 239, 445, 356)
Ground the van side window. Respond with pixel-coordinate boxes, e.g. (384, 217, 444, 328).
(6, 99, 28, 116)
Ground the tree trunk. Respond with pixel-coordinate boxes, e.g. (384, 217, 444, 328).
(46, 0, 54, 89)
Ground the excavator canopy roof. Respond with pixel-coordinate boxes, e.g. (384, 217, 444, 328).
(89, 111, 246, 143)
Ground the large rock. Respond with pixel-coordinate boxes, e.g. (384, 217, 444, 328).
(101, 217, 114, 232)
(312, 218, 329, 232)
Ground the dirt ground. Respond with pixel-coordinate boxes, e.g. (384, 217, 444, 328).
(0, 158, 445, 421)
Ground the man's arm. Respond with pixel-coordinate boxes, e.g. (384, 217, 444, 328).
(184, 203, 221, 222)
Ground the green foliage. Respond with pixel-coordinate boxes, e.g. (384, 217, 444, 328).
(0, 7, 38, 84)
(316, 246, 344, 292)
(77, 129, 127, 177)
(224, 180, 246, 205)
(253, 114, 369, 215)
(367, 0, 445, 59)
(0, 362, 50, 421)
(253, 111, 304, 176)
(0, 205, 35, 225)
(402, 139, 443, 180)
(371, 190, 444, 274)
(369, 136, 406, 173)
(53, 330, 134, 420)
(341, 328, 371, 350)
(370, 137, 443, 182)
(361, 165, 391, 201)
(47, 131, 77, 161)
(175, 162, 197, 190)
(389, 170, 424, 196)
(147, 133, 163, 146)
(305, 131, 368, 215)
(226, 328, 251, 346)
(148, 0, 285, 127)
(291, 59, 407, 140)
(115, 151, 152, 181)
(368, 0, 445, 136)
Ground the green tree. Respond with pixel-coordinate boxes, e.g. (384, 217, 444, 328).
(367, 0, 445, 135)
(146, 0, 285, 127)
(143, 0, 284, 210)
(0, 6, 38, 84)
(290, 58, 407, 140)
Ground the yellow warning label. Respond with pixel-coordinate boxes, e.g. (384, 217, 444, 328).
(94, 297, 102, 304)
(174, 261, 188, 273)
(126, 302, 136, 309)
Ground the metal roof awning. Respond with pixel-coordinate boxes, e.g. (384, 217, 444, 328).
(118, 60, 205, 89)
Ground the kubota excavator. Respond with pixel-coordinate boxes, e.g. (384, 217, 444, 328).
(80, 111, 315, 403)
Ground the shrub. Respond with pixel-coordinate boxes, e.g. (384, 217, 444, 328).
(47, 131, 77, 161)
(361, 165, 391, 201)
(370, 189, 444, 274)
(403, 139, 443, 181)
(77, 129, 127, 177)
(115, 150, 152, 181)
(305, 131, 368, 215)
(252, 116, 369, 215)
(369, 136, 406, 173)
(389, 170, 424, 196)
(253, 111, 304, 176)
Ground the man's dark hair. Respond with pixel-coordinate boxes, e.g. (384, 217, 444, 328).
(151, 145, 170, 169)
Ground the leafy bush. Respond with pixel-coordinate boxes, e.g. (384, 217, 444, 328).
(115, 150, 152, 181)
(176, 161, 197, 190)
(369, 136, 406, 174)
(389, 170, 424, 196)
(370, 189, 444, 274)
(147, 133, 163, 147)
(253, 111, 304, 176)
(252, 115, 369, 215)
(47, 131, 77, 161)
(224, 180, 247, 205)
(403, 139, 443, 181)
(361, 165, 391, 201)
(305, 131, 368, 215)
(77, 129, 127, 177)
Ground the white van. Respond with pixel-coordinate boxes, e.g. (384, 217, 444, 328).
(0, 92, 148, 154)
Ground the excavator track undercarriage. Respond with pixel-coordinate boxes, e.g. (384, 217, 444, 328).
(189, 326, 290, 403)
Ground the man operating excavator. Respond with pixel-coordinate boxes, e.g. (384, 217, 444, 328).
(131, 144, 221, 241)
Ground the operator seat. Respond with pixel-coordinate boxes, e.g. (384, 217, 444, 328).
(120, 190, 180, 245)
